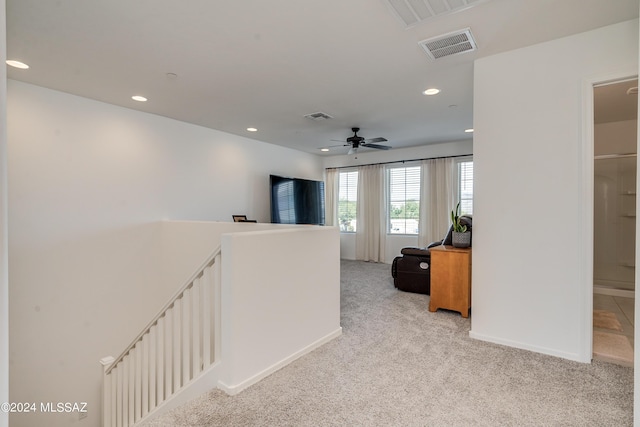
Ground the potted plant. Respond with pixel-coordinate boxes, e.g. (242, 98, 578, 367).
(450, 202, 471, 248)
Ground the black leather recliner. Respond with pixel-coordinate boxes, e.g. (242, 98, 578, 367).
(391, 215, 472, 295)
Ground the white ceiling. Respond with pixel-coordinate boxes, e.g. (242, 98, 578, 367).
(6, 0, 639, 155)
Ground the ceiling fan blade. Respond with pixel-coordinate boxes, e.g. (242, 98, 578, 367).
(364, 137, 387, 143)
(363, 143, 391, 150)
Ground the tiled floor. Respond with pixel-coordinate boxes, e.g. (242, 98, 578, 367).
(593, 293, 634, 367)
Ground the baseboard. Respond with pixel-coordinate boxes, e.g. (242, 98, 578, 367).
(218, 327, 343, 395)
(469, 330, 587, 363)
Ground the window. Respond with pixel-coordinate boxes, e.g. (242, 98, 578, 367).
(458, 161, 473, 215)
(388, 166, 421, 234)
(338, 170, 358, 232)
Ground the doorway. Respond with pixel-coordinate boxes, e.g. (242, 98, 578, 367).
(592, 78, 638, 366)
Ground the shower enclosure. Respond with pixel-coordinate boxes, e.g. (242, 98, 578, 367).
(593, 154, 636, 296)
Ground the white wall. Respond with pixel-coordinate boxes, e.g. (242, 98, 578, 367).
(471, 20, 639, 361)
(7, 81, 324, 427)
(159, 220, 285, 289)
(595, 119, 637, 155)
(0, 2, 8, 427)
(218, 225, 341, 393)
(323, 140, 473, 263)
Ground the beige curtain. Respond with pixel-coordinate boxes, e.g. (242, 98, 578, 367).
(419, 157, 455, 246)
(355, 164, 386, 262)
(324, 168, 339, 227)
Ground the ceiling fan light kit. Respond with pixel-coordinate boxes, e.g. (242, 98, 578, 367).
(331, 127, 392, 155)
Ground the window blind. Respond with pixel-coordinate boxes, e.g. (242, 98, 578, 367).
(388, 166, 421, 234)
(338, 171, 358, 232)
(459, 161, 473, 215)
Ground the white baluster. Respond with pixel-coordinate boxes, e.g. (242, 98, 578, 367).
(129, 349, 135, 426)
(149, 324, 157, 411)
(192, 277, 201, 376)
(182, 287, 191, 384)
(116, 365, 123, 427)
(173, 300, 182, 391)
(122, 356, 129, 427)
(142, 333, 149, 417)
(213, 254, 222, 362)
(164, 308, 172, 398)
(111, 366, 117, 427)
(134, 343, 142, 422)
(202, 266, 211, 367)
(156, 316, 164, 405)
(100, 357, 114, 427)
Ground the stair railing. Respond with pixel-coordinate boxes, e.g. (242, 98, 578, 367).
(101, 246, 221, 427)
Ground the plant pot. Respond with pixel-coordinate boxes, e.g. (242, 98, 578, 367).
(452, 231, 471, 248)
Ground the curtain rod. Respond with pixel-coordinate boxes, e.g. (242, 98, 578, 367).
(324, 153, 473, 170)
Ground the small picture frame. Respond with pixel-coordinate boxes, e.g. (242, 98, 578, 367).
(232, 215, 248, 223)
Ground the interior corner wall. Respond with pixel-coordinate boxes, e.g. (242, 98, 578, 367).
(6, 80, 323, 427)
(0, 2, 9, 427)
(471, 19, 639, 360)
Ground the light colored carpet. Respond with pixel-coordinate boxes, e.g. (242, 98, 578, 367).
(143, 260, 633, 427)
(593, 310, 623, 332)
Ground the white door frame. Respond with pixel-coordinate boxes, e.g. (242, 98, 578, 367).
(580, 70, 638, 363)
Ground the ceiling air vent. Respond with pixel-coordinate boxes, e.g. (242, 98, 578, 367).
(384, 0, 490, 28)
(304, 112, 334, 121)
(419, 28, 477, 60)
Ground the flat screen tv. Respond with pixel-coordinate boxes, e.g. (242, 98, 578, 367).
(270, 175, 325, 225)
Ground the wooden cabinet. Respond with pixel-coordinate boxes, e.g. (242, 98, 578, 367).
(428, 245, 472, 318)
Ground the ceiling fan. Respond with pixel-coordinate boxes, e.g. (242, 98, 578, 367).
(331, 127, 391, 154)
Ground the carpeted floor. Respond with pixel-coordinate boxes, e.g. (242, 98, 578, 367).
(143, 260, 634, 427)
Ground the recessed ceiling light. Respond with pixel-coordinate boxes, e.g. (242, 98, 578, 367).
(321, 148, 330, 152)
(132, 95, 147, 102)
(465, 128, 474, 133)
(423, 88, 440, 95)
(247, 127, 258, 132)
(6, 60, 29, 69)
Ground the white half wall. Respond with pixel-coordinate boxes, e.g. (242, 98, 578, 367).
(471, 19, 639, 361)
(7, 81, 324, 427)
(218, 225, 341, 392)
